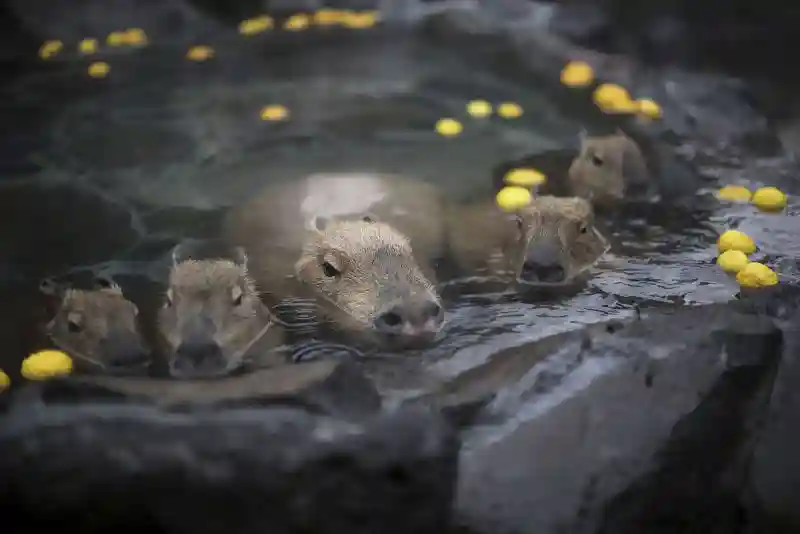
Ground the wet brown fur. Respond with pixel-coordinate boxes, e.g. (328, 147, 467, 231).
(446, 195, 609, 284)
(567, 130, 649, 207)
(294, 218, 441, 337)
(222, 173, 445, 347)
(42, 280, 150, 372)
(157, 255, 284, 376)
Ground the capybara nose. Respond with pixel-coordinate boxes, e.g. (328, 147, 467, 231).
(521, 261, 566, 284)
(172, 341, 226, 378)
(374, 300, 444, 336)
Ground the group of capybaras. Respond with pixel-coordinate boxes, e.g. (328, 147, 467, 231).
(3, 21, 788, 390)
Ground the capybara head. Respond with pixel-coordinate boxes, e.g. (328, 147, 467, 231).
(294, 215, 444, 349)
(502, 196, 609, 286)
(158, 245, 277, 379)
(39, 275, 151, 372)
(567, 129, 649, 207)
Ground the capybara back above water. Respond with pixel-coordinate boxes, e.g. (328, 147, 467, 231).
(222, 173, 446, 350)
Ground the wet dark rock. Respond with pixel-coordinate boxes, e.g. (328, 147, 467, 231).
(407, 321, 617, 425)
(730, 283, 800, 530)
(6, 0, 224, 47)
(22, 358, 382, 421)
(596, 330, 782, 533)
(451, 303, 782, 534)
(546, 0, 800, 80)
(545, 2, 612, 47)
(421, 2, 786, 162)
(0, 280, 55, 382)
(0, 403, 459, 534)
(0, 179, 143, 282)
(736, 212, 800, 262)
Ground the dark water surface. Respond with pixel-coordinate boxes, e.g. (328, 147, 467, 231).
(1, 5, 798, 408)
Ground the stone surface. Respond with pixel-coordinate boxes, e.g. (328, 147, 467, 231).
(733, 284, 800, 531)
(451, 303, 783, 534)
(545, 0, 800, 80)
(23, 358, 383, 421)
(0, 403, 459, 534)
(407, 321, 618, 427)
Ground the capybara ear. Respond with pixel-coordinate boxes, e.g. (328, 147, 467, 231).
(94, 274, 113, 288)
(93, 273, 123, 295)
(39, 277, 63, 297)
(577, 128, 589, 149)
(171, 242, 188, 266)
(313, 216, 330, 232)
(233, 246, 249, 269)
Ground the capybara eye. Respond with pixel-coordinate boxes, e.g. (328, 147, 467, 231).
(579, 223, 588, 234)
(322, 262, 340, 278)
(94, 275, 113, 288)
(67, 318, 83, 333)
(515, 216, 524, 231)
(590, 154, 604, 166)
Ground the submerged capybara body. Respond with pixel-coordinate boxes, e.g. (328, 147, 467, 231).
(567, 130, 650, 207)
(223, 173, 447, 350)
(157, 244, 284, 379)
(446, 195, 609, 288)
(39, 276, 151, 373)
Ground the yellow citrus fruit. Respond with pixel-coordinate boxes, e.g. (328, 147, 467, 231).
(106, 31, 126, 46)
(314, 9, 345, 26)
(435, 118, 463, 137)
(88, 62, 110, 78)
(716, 185, 752, 202)
(736, 262, 778, 288)
(21, 350, 73, 380)
(239, 16, 273, 35)
(0, 370, 9, 391)
(497, 102, 523, 119)
(260, 105, 289, 121)
(717, 230, 756, 255)
(342, 11, 380, 29)
(560, 61, 594, 87)
(186, 45, 214, 61)
(78, 38, 98, 54)
(122, 28, 148, 46)
(593, 83, 636, 114)
(496, 186, 533, 212)
(751, 186, 787, 213)
(38, 40, 63, 59)
(284, 14, 311, 31)
(637, 99, 662, 119)
(504, 168, 546, 187)
(466, 100, 492, 118)
(716, 250, 749, 274)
